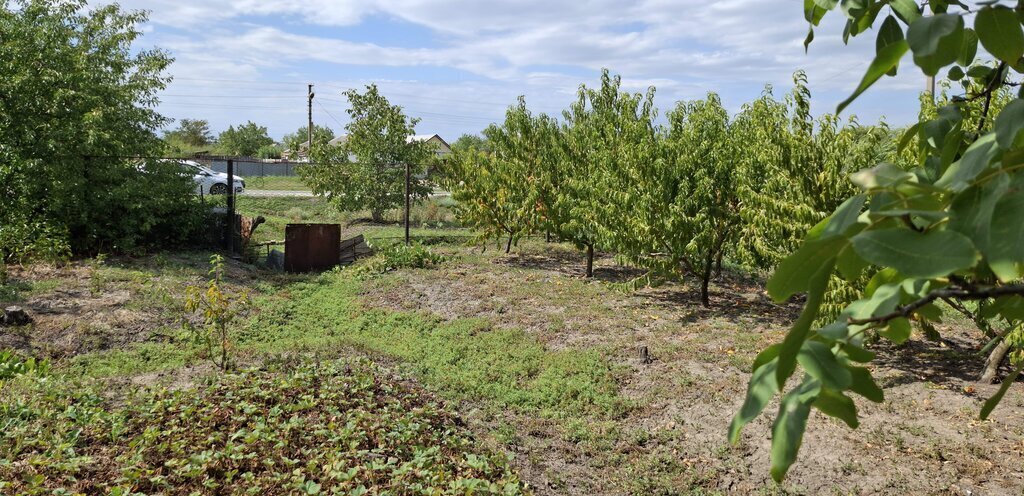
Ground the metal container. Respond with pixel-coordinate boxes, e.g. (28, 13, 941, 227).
(284, 224, 341, 273)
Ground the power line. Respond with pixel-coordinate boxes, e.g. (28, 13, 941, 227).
(315, 100, 346, 128)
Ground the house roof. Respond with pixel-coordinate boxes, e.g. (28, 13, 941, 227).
(324, 134, 451, 152)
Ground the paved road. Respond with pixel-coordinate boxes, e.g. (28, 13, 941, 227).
(242, 190, 452, 198)
(243, 189, 315, 197)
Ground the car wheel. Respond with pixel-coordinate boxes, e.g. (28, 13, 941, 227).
(210, 183, 228, 195)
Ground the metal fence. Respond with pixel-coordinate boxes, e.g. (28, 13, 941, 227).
(197, 158, 306, 177)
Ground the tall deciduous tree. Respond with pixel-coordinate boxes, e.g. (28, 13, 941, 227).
(218, 121, 274, 157)
(300, 85, 433, 222)
(659, 94, 738, 306)
(0, 0, 202, 259)
(555, 70, 654, 277)
(164, 119, 213, 148)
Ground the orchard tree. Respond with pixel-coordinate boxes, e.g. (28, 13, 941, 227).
(444, 99, 557, 252)
(655, 94, 738, 306)
(556, 70, 657, 277)
(218, 121, 274, 157)
(0, 0, 203, 258)
(451, 134, 492, 153)
(732, 0, 1024, 482)
(300, 84, 433, 222)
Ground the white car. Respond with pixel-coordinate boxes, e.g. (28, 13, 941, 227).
(180, 160, 245, 196)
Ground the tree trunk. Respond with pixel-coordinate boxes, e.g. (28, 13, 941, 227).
(371, 210, 384, 223)
(585, 243, 594, 278)
(981, 337, 1011, 383)
(505, 234, 513, 254)
(714, 250, 724, 278)
(700, 252, 715, 308)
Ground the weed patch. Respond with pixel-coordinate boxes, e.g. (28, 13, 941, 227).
(0, 359, 527, 494)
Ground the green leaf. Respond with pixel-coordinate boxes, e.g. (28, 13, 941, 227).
(877, 15, 906, 75)
(980, 362, 1024, 420)
(936, 133, 1001, 191)
(988, 179, 1024, 282)
(850, 228, 980, 278)
(767, 237, 847, 302)
(879, 316, 912, 344)
(947, 65, 965, 80)
(849, 162, 914, 189)
(752, 343, 783, 372)
(837, 243, 869, 281)
(838, 40, 909, 113)
(821, 194, 867, 238)
(729, 358, 780, 443)
(995, 99, 1024, 150)
(776, 262, 834, 389)
(957, 28, 978, 66)
(813, 387, 860, 428)
(889, 0, 921, 25)
(842, 344, 875, 363)
(848, 366, 884, 402)
(907, 14, 965, 76)
(898, 122, 923, 153)
(975, 6, 1024, 64)
(798, 341, 853, 389)
(948, 173, 1009, 256)
(770, 376, 820, 482)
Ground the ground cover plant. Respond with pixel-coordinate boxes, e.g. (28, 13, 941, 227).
(1, 234, 1023, 493)
(0, 359, 527, 495)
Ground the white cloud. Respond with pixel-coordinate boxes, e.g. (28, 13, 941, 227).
(91, 0, 929, 138)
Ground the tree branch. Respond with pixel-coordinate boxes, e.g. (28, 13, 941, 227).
(848, 284, 1024, 326)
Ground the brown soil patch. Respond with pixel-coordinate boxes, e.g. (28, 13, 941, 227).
(361, 243, 1024, 495)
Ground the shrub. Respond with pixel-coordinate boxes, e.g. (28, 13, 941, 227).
(351, 243, 444, 277)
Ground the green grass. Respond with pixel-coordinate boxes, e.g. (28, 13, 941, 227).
(0, 359, 527, 494)
(57, 259, 626, 420)
(244, 175, 310, 191)
(235, 196, 467, 246)
(239, 269, 628, 419)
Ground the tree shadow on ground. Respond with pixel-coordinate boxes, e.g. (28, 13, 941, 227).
(494, 247, 647, 283)
(637, 280, 802, 327)
(871, 335, 998, 388)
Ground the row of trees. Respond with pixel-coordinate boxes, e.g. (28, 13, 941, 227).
(163, 119, 315, 159)
(442, 70, 891, 306)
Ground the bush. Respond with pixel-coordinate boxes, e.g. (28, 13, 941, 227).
(0, 1, 207, 260)
(351, 243, 444, 276)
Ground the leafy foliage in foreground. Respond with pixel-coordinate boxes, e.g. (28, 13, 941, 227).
(732, 0, 1024, 482)
(0, 359, 528, 495)
(0, 0, 206, 259)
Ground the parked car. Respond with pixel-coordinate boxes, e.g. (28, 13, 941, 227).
(179, 160, 245, 195)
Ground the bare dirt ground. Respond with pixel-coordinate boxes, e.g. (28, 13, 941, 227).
(361, 243, 1024, 495)
(0, 254, 263, 359)
(4, 245, 1023, 494)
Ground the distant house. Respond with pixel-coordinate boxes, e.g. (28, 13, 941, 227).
(286, 133, 451, 165)
(326, 134, 452, 159)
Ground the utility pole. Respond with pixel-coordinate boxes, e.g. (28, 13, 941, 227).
(404, 162, 411, 246)
(307, 84, 315, 151)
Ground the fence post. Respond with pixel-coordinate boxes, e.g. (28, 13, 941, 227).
(405, 162, 411, 246)
(226, 159, 235, 252)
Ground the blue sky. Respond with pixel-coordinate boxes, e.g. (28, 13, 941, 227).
(96, 0, 931, 142)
